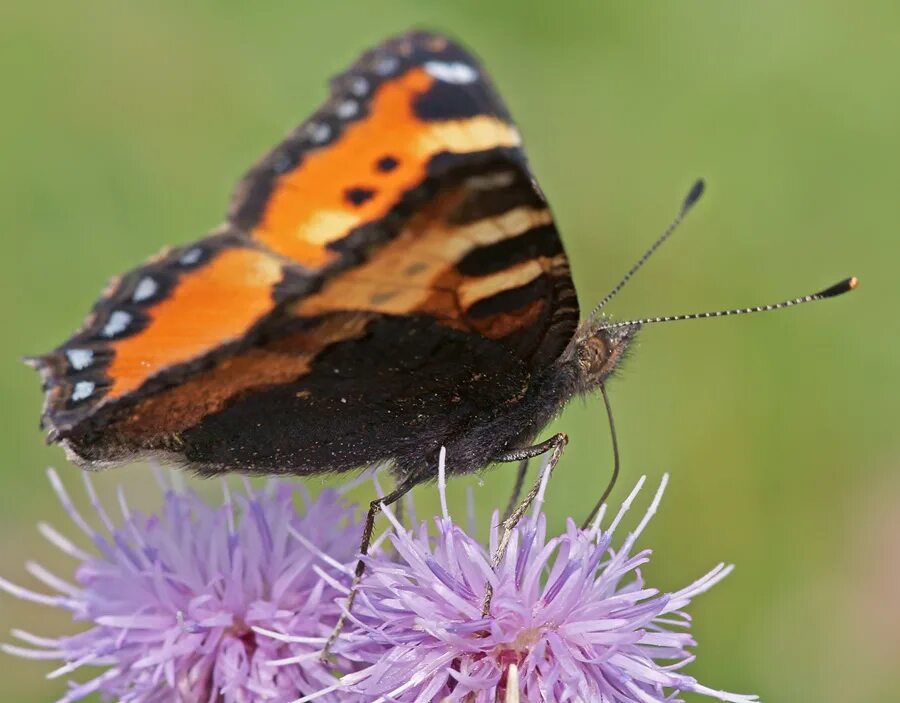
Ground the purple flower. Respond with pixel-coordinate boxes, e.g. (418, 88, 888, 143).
(3, 459, 759, 703)
(287, 460, 758, 703)
(0, 469, 364, 703)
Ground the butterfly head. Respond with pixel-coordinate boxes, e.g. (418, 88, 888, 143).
(566, 320, 640, 395)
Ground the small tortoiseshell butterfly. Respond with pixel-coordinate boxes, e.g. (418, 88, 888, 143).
(29, 31, 855, 512)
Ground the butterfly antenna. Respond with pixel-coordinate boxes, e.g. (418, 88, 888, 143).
(589, 179, 705, 320)
(602, 276, 858, 330)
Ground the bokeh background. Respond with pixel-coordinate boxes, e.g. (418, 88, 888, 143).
(2, 2, 898, 701)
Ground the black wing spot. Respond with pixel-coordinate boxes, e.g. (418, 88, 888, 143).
(375, 156, 399, 173)
(345, 187, 376, 206)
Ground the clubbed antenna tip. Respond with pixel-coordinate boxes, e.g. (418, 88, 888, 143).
(817, 276, 858, 298)
(682, 178, 705, 212)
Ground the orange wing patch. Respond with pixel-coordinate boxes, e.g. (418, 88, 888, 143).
(105, 247, 284, 399)
(252, 67, 521, 269)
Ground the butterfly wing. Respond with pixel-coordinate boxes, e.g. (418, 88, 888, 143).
(32, 31, 579, 471)
(229, 30, 522, 267)
(28, 231, 304, 439)
(229, 30, 578, 366)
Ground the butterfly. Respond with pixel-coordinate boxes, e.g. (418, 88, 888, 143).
(29, 30, 855, 526)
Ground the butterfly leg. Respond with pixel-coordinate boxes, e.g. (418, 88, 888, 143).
(502, 458, 530, 521)
(323, 471, 422, 658)
(481, 432, 568, 615)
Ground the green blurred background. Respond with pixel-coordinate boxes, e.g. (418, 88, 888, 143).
(2, 2, 898, 701)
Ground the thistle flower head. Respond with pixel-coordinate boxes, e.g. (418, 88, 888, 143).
(300, 462, 758, 703)
(0, 469, 362, 703)
(3, 459, 758, 703)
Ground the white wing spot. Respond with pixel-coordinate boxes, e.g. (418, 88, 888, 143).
(336, 100, 358, 119)
(424, 61, 479, 84)
(71, 380, 96, 402)
(374, 56, 400, 76)
(308, 122, 331, 144)
(179, 247, 203, 266)
(132, 276, 158, 303)
(350, 77, 369, 97)
(102, 310, 132, 338)
(66, 349, 94, 371)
